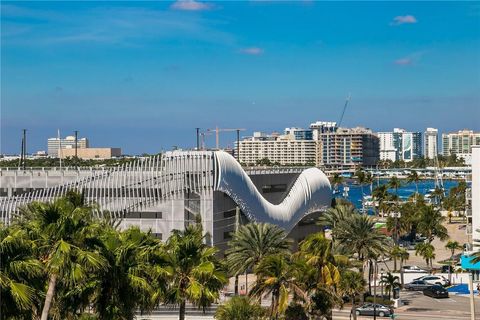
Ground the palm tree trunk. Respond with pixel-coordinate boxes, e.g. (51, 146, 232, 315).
(352, 294, 357, 320)
(179, 300, 186, 320)
(41, 273, 57, 320)
(393, 257, 397, 272)
(245, 272, 248, 294)
(234, 275, 239, 295)
(400, 259, 405, 286)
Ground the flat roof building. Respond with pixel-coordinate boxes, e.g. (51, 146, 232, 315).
(60, 147, 121, 159)
(48, 136, 88, 157)
(442, 130, 480, 156)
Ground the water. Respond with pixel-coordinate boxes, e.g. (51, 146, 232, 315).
(334, 179, 462, 210)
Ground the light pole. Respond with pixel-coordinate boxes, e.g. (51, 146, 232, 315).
(469, 273, 476, 320)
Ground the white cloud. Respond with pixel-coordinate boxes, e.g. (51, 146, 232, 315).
(394, 57, 413, 66)
(170, 1, 212, 11)
(391, 15, 417, 26)
(240, 47, 264, 55)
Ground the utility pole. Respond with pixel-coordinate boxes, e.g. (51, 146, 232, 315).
(234, 206, 240, 296)
(74, 130, 78, 158)
(22, 129, 27, 170)
(236, 129, 240, 161)
(196, 128, 200, 150)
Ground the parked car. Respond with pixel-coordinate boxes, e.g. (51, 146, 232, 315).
(402, 265, 428, 273)
(414, 275, 450, 286)
(404, 280, 433, 291)
(353, 303, 394, 317)
(423, 285, 449, 298)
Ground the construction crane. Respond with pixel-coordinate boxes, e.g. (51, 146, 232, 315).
(337, 93, 351, 128)
(207, 127, 246, 150)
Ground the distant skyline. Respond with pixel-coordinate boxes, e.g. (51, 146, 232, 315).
(2, 1, 479, 154)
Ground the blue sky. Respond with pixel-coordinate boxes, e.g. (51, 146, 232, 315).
(1, 1, 479, 155)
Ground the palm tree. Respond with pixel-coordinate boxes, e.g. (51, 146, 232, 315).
(389, 246, 403, 272)
(365, 172, 374, 194)
(379, 272, 400, 300)
(215, 296, 266, 320)
(298, 233, 340, 287)
(416, 205, 449, 243)
(249, 254, 305, 320)
(317, 203, 355, 241)
(445, 240, 462, 283)
(415, 243, 436, 268)
(226, 223, 291, 295)
(398, 248, 410, 286)
(331, 173, 344, 193)
(335, 214, 391, 276)
(431, 186, 445, 208)
(92, 226, 169, 319)
(388, 176, 402, 195)
(0, 225, 44, 319)
(18, 196, 108, 320)
(355, 170, 367, 196)
(165, 222, 227, 320)
(407, 171, 420, 198)
(339, 270, 365, 320)
(372, 185, 390, 216)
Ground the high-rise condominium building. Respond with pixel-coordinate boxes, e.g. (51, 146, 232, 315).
(315, 127, 379, 168)
(47, 136, 89, 157)
(236, 131, 319, 166)
(442, 130, 480, 156)
(377, 128, 422, 162)
(424, 128, 438, 159)
(284, 127, 313, 140)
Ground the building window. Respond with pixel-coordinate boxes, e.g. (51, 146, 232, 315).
(262, 184, 287, 193)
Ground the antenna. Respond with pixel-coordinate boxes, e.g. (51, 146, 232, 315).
(337, 93, 351, 128)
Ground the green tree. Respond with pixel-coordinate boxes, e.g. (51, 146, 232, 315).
(165, 222, 227, 320)
(407, 171, 420, 196)
(226, 223, 291, 295)
(416, 205, 449, 243)
(431, 187, 445, 208)
(335, 214, 391, 276)
(388, 176, 402, 195)
(298, 233, 340, 285)
(317, 203, 355, 241)
(330, 173, 344, 193)
(92, 226, 169, 319)
(445, 240, 462, 283)
(339, 270, 365, 320)
(250, 254, 305, 320)
(0, 226, 44, 319)
(355, 170, 367, 196)
(398, 247, 410, 286)
(379, 272, 400, 300)
(415, 243, 436, 268)
(18, 196, 108, 320)
(215, 296, 266, 320)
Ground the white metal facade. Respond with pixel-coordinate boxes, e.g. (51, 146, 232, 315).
(0, 151, 331, 238)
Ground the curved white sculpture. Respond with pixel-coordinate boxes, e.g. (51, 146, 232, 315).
(214, 151, 331, 232)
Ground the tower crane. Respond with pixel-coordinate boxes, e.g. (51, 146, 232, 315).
(207, 127, 246, 150)
(337, 93, 351, 128)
